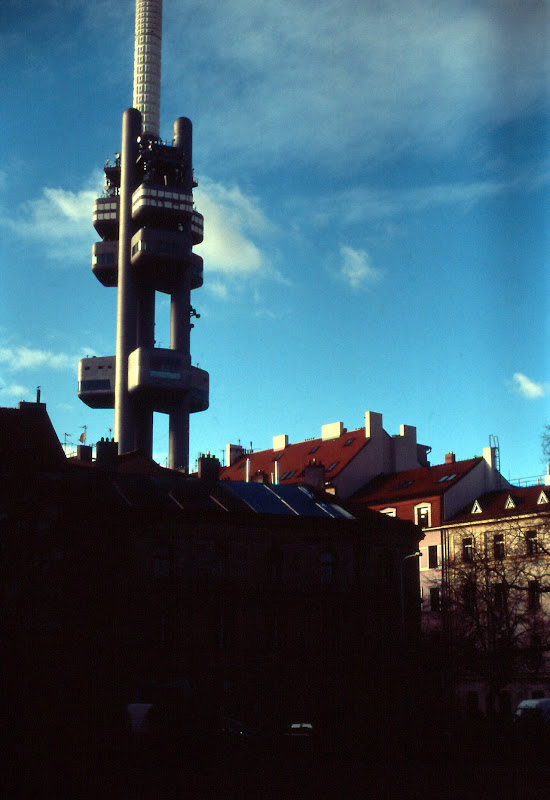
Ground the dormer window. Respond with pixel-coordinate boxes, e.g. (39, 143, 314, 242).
(504, 495, 516, 510)
(537, 491, 549, 505)
(471, 500, 482, 514)
(414, 503, 431, 528)
(380, 507, 396, 517)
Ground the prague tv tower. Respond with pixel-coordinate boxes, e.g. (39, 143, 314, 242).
(78, 0, 209, 471)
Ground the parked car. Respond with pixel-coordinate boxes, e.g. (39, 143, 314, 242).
(514, 698, 550, 727)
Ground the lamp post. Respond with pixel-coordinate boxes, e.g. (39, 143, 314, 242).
(400, 551, 422, 628)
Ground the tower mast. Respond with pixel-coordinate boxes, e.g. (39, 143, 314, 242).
(78, 0, 209, 472)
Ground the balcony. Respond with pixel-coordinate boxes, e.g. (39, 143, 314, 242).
(92, 240, 119, 287)
(128, 347, 209, 413)
(191, 211, 204, 245)
(92, 197, 119, 239)
(131, 185, 194, 228)
(130, 230, 203, 292)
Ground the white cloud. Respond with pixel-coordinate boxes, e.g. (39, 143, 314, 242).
(512, 372, 547, 399)
(207, 282, 230, 300)
(194, 178, 272, 275)
(0, 381, 31, 399)
(1, 172, 103, 263)
(339, 245, 382, 290)
(0, 344, 89, 372)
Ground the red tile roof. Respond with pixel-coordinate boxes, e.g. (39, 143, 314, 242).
(448, 485, 550, 523)
(350, 458, 482, 506)
(220, 428, 368, 485)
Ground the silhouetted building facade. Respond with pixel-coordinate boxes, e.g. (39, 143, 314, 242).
(2, 401, 423, 756)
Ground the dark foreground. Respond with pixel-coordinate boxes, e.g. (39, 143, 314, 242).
(5, 724, 550, 799)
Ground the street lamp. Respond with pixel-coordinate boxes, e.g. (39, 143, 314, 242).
(400, 551, 422, 627)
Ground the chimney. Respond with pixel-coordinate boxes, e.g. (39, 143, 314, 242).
(322, 421, 344, 441)
(198, 452, 220, 484)
(95, 437, 118, 468)
(304, 460, 325, 491)
(445, 452, 456, 464)
(273, 434, 288, 451)
(226, 443, 245, 466)
(365, 411, 382, 439)
(76, 444, 93, 463)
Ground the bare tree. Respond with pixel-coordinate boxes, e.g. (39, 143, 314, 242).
(542, 425, 550, 466)
(442, 516, 550, 710)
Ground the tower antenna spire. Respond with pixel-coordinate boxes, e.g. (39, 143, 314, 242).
(133, 0, 162, 139)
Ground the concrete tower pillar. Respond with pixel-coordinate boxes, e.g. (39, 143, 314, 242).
(114, 107, 142, 453)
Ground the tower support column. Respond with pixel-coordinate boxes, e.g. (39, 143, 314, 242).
(114, 107, 142, 453)
(169, 402, 190, 472)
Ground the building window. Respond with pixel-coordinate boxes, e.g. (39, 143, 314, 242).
(526, 530, 539, 556)
(429, 587, 441, 612)
(493, 582, 507, 613)
(415, 503, 431, 528)
(463, 581, 476, 613)
(462, 537, 474, 562)
(380, 507, 396, 517)
(493, 533, 505, 560)
(428, 545, 438, 569)
(320, 552, 334, 585)
(528, 580, 541, 611)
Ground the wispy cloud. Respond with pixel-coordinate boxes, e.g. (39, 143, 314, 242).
(0, 380, 31, 399)
(0, 344, 88, 372)
(164, 0, 550, 170)
(312, 173, 536, 230)
(339, 245, 382, 290)
(511, 372, 547, 399)
(0, 172, 103, 263)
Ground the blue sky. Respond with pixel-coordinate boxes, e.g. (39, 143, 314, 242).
(1, 0, 549, 481)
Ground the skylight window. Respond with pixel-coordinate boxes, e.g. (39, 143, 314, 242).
(273, 453, 284, 461)
(327, 461, 339, 472)
(309, 445, 320, 454)
(280, 470, 296, 480)
(437, 473, 457, 483)
(396, 480, 413, 489)
(344, 438, 354, 447)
